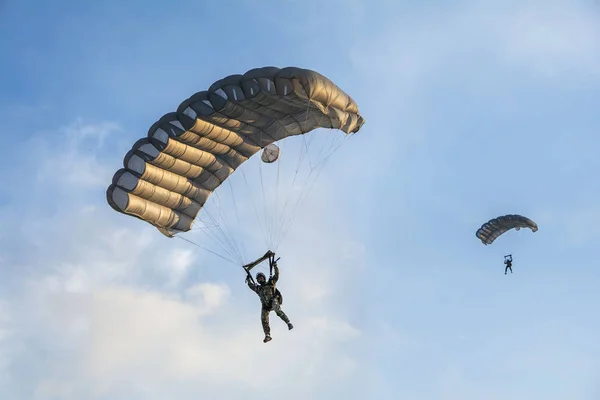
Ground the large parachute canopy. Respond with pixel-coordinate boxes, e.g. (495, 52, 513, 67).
(476, 214, 538, 245)
(106, 66, 365, 252)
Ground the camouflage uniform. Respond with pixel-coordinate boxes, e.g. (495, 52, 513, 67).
(247, 264, 291, 336)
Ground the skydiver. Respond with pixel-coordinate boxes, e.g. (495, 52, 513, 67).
(246, 260, 293, 343)
(504, 256, 513, 274)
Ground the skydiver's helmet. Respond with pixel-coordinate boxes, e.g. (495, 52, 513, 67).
(256, 272, 266, 284)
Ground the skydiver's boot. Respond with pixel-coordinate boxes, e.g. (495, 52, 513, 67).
(263, 335, 272, 343)
(287, 322, 294, 330)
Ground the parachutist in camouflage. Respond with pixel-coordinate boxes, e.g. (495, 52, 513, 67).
(246, 259, 293, 343)
(504, 255, 513, 274)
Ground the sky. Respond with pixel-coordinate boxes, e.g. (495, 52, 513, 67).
(1, 0, 600, 399)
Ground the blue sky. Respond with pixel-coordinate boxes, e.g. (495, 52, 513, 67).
(1, 0, 600, 399)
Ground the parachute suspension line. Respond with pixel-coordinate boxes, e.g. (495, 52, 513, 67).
(228, 179, 247, 263)
(269, 145, 282, 252)
(270, 101, 332, 250)
(194, 207, 243, 265)
(176, 235, 239, 266)
(301, 128, 319, 171)
(182, 100, 323, 264)
(211, 190, 245, 263)
(313, 128, 346, 167)
(295, 133, 312, 176)
(202, 205, 240, 262)
(276, 134, 348, 249)
(241, 167, 270, 252)
(268, 101, 318, 250)
(258, 140, 272, 250)
(274, 104, 350, 250)
(187, 94, 356, 261)
(189, 222, 240, 263)
(290, 110, 313, 186)
(274, 91, 322, 230)
(189, 185, 248, 265)
(270, 103, 317, 248)
(266, 123, 294, 250)
(277, 139, 348, 247)
(262, 145, 274, 250)
(300, 91, 316, 171)
(270, 133, 314, 250)
(256, 129, 276, 251)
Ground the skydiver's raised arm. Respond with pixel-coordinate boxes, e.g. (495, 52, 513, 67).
(271, 263, 279, 283)
(246, 277, 259, 293)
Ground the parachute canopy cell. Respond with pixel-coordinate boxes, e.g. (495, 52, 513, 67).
(476, 214, 538, 245)
(106, 66, 365, 238)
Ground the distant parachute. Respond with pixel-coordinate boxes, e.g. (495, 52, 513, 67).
(476, 214, 538, 245)
(106, 66, 365, 240)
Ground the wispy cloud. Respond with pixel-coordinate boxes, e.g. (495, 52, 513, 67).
(1, 118, 365, 399)
(36, 120, 120, 189)
(2, 0, 600, 399)
(353, 1, 600, 83)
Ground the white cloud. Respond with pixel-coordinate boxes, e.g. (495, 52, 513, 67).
(1, 119, 366, 399)
(0, 301, 13, 392)
(305, 317, 361, 341)
(490, 2, 600, 77)
(161, 248, 194, 287)
(352, 1, 600, 82)
(5, 2, 600, 398)
(6, 280, 362, 399)
(35, 119, 121, 189)
(184, 282, 230, 315)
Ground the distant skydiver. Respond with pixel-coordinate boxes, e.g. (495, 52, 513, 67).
(504, 255, 513, 274)
(245, 251, 293, 343)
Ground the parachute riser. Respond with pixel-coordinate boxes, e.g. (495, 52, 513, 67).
(244, 268, 256, 286)
(270, 255, 280, 278)
(242, 250, 278, 282)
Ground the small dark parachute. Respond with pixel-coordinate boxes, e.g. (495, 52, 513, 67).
(476, 214, 538, 245)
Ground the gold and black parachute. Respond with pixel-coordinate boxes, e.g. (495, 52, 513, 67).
(476, 214, 538, 245)
(106, 66, 365, 238)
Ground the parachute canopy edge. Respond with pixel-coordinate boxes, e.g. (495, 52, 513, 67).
(105, 65, 365, 238)
(475, 214, 538, 245)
